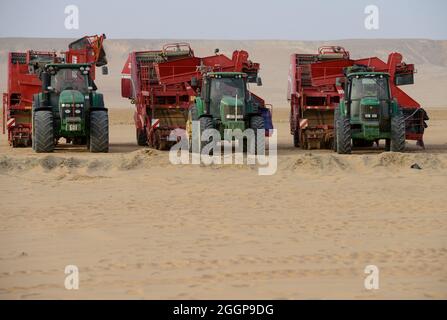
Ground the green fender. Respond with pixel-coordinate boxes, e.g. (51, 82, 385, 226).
(194, 97, 205, 117)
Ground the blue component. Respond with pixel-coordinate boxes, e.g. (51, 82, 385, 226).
(260, 107, 273, 131)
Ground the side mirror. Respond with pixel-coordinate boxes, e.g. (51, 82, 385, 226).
(102, 66, 108, 75)
(41, 72, 50, 91)
(191, 77, 198, 87)
(214, 48, 220, 55)
(256, 77, 263, 86)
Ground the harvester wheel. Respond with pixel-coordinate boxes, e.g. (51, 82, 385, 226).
(390, 114, 406, 152)
(336, 116, 352, 154)
(199, 116, 214, 153)
(249, 115, 265, 155)
(89, 110, 109, 153)
(136, 127, 148, 146)
(33, 110, 54, 153)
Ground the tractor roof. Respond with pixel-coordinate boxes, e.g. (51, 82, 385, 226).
(347, 71, 390, 78)
(207, 71, 247, 78)
(45, 63, 92, 69)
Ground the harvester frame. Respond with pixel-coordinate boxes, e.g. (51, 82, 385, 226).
(2, 34, 108, 150)
(288, 46, 428, 150)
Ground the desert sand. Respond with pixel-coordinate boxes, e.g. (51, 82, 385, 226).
(0, 107, 446, 299)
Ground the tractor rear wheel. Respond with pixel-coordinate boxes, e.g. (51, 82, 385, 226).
(390, 114, 406, 152)
(336, 115, 352, 154)
(33, 110, 54, 153)
(136, 127, 148, 146)
(89, 110, 109, 153)
(249, 115, 265, 155)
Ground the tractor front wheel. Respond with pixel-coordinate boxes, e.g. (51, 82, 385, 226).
(390, 114, 406, 152)
(336, 115, 352, 154)
(33, 110, 54, 153)
(89, 110, 109, 153)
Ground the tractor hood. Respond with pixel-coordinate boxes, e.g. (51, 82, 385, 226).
(359, 96, 383, 122)
(360, 97, 380, 106)
(58, 90, 86, 135)
(59, 90, 85, 105)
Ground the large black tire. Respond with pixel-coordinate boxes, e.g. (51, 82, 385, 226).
(89, 110, 109, 153)
(136, 127, 147, 146)
(200, 116, 214, 153)
(336, 114, 352, 154)
(249, 115, 265, 155)
(33, 110, 54, 153)
(390, 113, 406, 152)
(333, 108, 339, 152)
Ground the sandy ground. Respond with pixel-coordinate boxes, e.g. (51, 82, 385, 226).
(0, 107, 446, 299)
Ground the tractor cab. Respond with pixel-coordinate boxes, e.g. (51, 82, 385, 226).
(345, 72, 393, 128)
(200, 72, 262, 129)
(189, 71, 266, 152)
(204, 73, 246, 122)
(335, 69, 405, 154)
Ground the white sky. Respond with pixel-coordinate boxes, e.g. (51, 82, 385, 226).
(0, 0, 446, 40)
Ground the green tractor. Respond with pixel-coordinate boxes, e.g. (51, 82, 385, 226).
(32, 63, 109, 153)
(334, 67, 406, 154)
(187, 72, 267, 152)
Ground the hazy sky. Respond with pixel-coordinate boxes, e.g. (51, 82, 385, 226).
(0, 0, 446, 40)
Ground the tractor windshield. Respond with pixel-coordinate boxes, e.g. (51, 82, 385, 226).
(209, 77, 245, 116)
(51, 69, 89, 93)
(350, 76, 389, 100)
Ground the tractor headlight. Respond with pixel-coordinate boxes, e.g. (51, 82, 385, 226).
(61, 103, 66, 107)
(365, 114, 371, 118)
(75, 109, 81, 114)
(65, 109, 70, 114)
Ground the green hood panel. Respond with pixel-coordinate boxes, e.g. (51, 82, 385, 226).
(360, 97, 380, 106)
(220, 96, 244, 108)
(59, 90, 85, 104)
